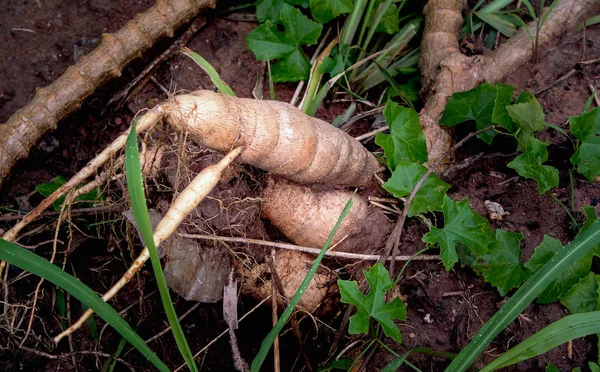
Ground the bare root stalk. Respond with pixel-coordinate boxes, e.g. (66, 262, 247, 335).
(54, 146, 244, 343)
(0, 0, 217, 189)
(419, 0, 596, 165)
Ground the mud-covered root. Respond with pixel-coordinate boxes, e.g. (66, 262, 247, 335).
(166, 90, 380, 187)
(261, 178, 371, 248)
(261, 177, 393, 253)
(236, 250, 336, 312)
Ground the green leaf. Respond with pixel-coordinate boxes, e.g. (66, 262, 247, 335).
(125, 122, 198, 372)
(480, 311, 600, 372)
(35, 175, 101, 211)
(506, 95, 545, 133)
(382, 162, 450, 217)
(473, 230, 531, 296)
(374, 3, 400, 34)
(524, 235, 593, 304)
(310, 0, 353, 23)
(375, 100, 427, 170)
(247, 4, 322, 82)
(423, 195, 497, 270)
(492, 83, 515, 131)
(560, 272, 599, 314)
(441, 83, 498, 143)
(447, 220, 600, 372)
(507, 136, 559, 194)
(0, 239, 169, 372)
(546, 362, 560, 372)
(579, 206, 600, 255)
(255, 0, 308, 23)
(569, 107, 600, 181)
(338, 263, 407, 342)
(251, 199, 354, 372)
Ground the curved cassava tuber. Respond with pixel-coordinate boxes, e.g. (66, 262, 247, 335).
(167, 90, 379, 187)
(0, 0, 217, 190)
(418, 0, 597, 167)
(262, 178, 371, 248)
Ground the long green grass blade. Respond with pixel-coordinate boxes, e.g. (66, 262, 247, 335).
(250, 198, 354, 372)
(481, 312, 600, 371)
(0, 239, 169, 372)
(182, 47, 236, 97)
(446, 219, 600, 372)
(125, 121, 198, 372)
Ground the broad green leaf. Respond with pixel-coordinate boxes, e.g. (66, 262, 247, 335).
(506, 95, 545, 133)
(375, 100, 427, 170)
(0, 239, 169, 372)
(251, 199, 353, 371)
(255, 0, 283, 23)
(441, 83, 498, 143)
(271, 49, 312, 82)
(507, 136, 559, 194)
(492, 83, 515, 131)
(246, 21, 296, 60)
(480, 311, 600, 372)
(524, 235, 593, 304)
(338, 263, 407, 342)
(36, 175, 101, 211)
(473, 230, 531, 296)
(569, 107, 600, 181)
(374, 3, 400, 34)
(310, 0, 353, 23)
(579, 206, 600, 255)
(560, 272, 599, 314)
(247, 4, 322, 82)
(447, 220, 600, 372)
(423, 195, 497, 270)
(382, 162, 450, 217)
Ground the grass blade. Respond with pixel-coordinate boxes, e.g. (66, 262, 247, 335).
(446, 219, 600, 372)
(125, 121, 198, 372)
(250, 197, 354, 372)
(0, 239, 169, 372)
(480, 312, 600, 371)
(182, 47, 236, 97)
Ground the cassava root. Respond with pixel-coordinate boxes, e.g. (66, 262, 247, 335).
(0, 0, 217, 190)
(167, 90, 380, 187)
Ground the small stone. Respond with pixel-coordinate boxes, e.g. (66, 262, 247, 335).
(424, 313, 433, 324)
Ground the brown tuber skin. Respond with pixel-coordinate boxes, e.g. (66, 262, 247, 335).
(262, 178, 370, 248)
(167, 90, 379, 187)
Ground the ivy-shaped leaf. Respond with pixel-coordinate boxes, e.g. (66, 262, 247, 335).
(374, 3, 400, 34)
(507, 136, 558, 194)
(247, 4, 322, 82)
(440, 83, 498, 143)
(310, 0, 353, 23)
(423, 195, 497, 270)
(375, 100, 427, 170)
(472, 230, 531, 296)
(492, 83, 515, 131)
(560, 272, 600, 314)
(506, 95, 545, 133)
(382, 162, 450, 217)
(255, 0, 309, 23)
(569, 107, 600, 181)
(524, 235, 593, 304)
(338, 264, 407, 342)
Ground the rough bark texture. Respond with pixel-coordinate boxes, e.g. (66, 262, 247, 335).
(419, 0, 596, 167)
(0, 0, 217, 189)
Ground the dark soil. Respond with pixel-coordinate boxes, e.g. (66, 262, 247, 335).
(1, 1, 599, 372)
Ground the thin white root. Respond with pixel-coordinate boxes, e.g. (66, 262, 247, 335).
(1, 105, 167, 242)
(181, 233, 440, 261)
(54, 146, 244, 343)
